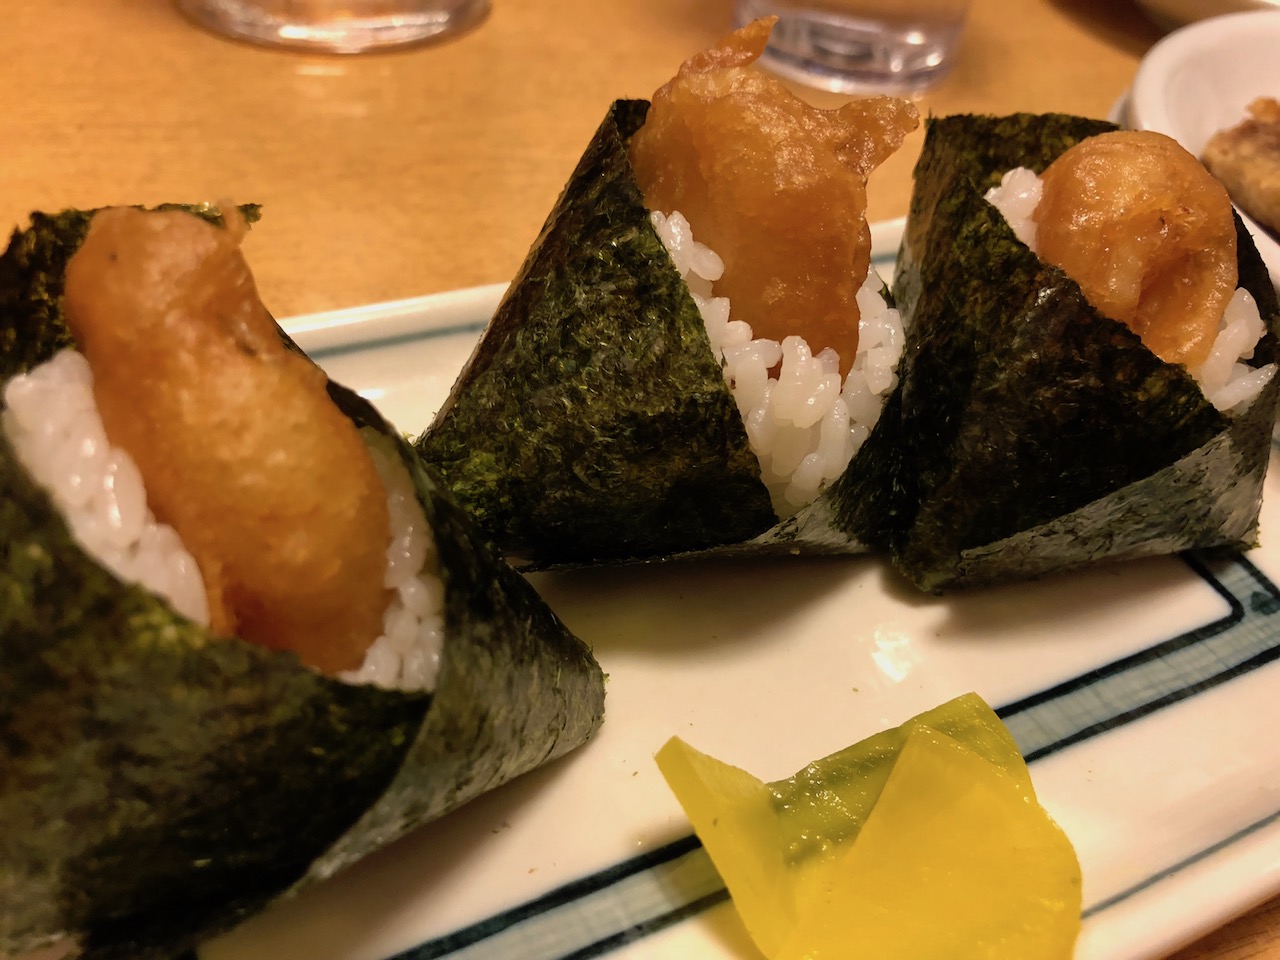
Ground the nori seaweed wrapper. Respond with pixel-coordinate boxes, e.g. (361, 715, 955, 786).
(886, 113, 1280, 592)
(418, 99, 775, 566)
(416, 100, 886, 568)
(0, 209, 606, 959)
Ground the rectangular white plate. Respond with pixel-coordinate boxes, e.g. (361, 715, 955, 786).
(204, 220, 1280, 960)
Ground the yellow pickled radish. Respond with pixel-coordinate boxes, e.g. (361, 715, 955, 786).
(771, 692, 1033, 877)
(781, 728, 1082, 959)
(654, 738, 794, 956)
(655, 694, 1082, 960)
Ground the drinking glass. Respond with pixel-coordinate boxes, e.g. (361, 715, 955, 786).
(735, 0, 969, 93)
(175, 0, 490, 54)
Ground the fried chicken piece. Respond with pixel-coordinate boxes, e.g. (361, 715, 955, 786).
(62, 206, 390, 674)
(628, 17, 918, 377)
(1203, 96, 1280, 236)
(1034, 130, 1237, 369)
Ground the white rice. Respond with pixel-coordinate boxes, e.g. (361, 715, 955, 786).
(986, 168, 1277, 412)
(2, 349, 444, 693)
(1, 350, 211, 625)
(651, 209, 904, 517)
(339, 431, 445, 692)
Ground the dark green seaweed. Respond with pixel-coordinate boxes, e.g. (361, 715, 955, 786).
(415, 100, 895, 567)
(0, 208, 606, 958)
(416, 100, 777, 567)
(0, 414, 426, 957)
(888, 113, 1280, 591)
(303, 387, 606, 881)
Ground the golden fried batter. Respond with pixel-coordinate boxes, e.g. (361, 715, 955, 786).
(628, 17, 918, 377)
(1203, 97, 1280, 236)
(1034, 130, 1237, 369)
(63, 207, 390, 674)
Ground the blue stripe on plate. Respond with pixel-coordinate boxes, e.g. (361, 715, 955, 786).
(392, 549, 1280, 960)
(997, 550, 1280, 762)
(397, 839, 727, 960)
(306, 320, 490, 362)
(1082, 806, 1280, 919)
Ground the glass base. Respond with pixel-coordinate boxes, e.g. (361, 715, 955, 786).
(175, 0, 489, 53)
(735, 0, 963, 94)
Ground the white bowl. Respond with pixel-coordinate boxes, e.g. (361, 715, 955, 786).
(1129, 10, 1280, 288)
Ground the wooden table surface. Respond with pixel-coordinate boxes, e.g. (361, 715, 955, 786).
(3, 1, 1278, 958)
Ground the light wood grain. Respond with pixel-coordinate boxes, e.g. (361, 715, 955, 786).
(1, 0, 1162, 318)
(2, 1, 1278, 957)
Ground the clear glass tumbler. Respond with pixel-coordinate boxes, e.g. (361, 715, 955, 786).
(735, 0, 969, 93)
(175, 0, 490, 54)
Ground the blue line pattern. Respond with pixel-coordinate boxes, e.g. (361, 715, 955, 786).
(996, 551, 1280, 762)
(307, 320, 490, 362)
(393, 550, 1280, 960)
(397, 838, 726, 960)
(1082, 807, 1280, 919)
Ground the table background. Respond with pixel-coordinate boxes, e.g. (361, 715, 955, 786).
(3, 1, 1277, 957)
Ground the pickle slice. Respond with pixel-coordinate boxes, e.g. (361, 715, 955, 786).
(656, 694, 1081, 960)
